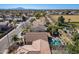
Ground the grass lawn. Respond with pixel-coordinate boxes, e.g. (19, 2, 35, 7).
(50, 15, 79, 22)
(69, 22, 79, 28)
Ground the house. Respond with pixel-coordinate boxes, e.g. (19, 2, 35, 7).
(0, 21, 9, 31)
(16, 32, 51, 54)
(68, 11, 77, 15)
(0, 18, 3, 22)
(0, 15, 3, 21)
(5, 15, 13, 20)
(14, 17, 22, 21)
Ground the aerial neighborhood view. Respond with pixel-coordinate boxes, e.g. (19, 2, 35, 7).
(0, 4, 79, 54)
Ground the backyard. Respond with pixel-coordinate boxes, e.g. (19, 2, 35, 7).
(26, 17, 47, 32)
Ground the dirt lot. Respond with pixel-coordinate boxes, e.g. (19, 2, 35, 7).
(50, 15, 79, 22)
(32, 17, 46, 27)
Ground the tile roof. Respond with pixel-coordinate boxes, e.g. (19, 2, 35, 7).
(24, 32, 48, 42)
(22, 32, 51, 54)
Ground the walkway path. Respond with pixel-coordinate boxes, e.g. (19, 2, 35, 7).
(59, 29, 74, 45)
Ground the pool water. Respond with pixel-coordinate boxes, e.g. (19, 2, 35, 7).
(51, 37, 61, 46)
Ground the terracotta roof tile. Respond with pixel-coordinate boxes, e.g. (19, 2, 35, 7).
(23, 32, 51, 54)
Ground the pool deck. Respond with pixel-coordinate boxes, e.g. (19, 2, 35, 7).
(48, 32, 67, 54)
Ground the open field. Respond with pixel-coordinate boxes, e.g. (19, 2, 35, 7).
(50, 15, 79, 22)
(69, 22, 79, 26)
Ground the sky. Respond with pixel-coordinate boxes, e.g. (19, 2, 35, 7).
(0, 4, 79, 9)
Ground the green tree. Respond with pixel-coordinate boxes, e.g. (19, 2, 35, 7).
(9, 20, 13, 23)
(47, 24, 53, 32)
(12, 35, 20, 42)
(42, 12, 46, 17)
(21, 28, 30, 35)
(72, 32, 79, 41)
(35, 13, 41, 19)
(58, 16, 65, 26)
(47, 24, 59, 32)
(67, 42, 79, 54)
(66, 43, 75, 53)
(67, 31, 79, 53)
(22, 16, 26, 21)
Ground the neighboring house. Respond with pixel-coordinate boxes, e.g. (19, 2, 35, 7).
(27, 13, 34, 17)
(0, 18, 3, 21)
(14, 17, 22, 21)
(0, 21, 9, 31)
(0, 15, 3, 21)
(5, 15, 13, 20)
(16, 32, 51, 54)
(68, 11, 77, 15)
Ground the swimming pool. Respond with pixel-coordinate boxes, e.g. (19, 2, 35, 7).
(51, 37, 61, 46)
